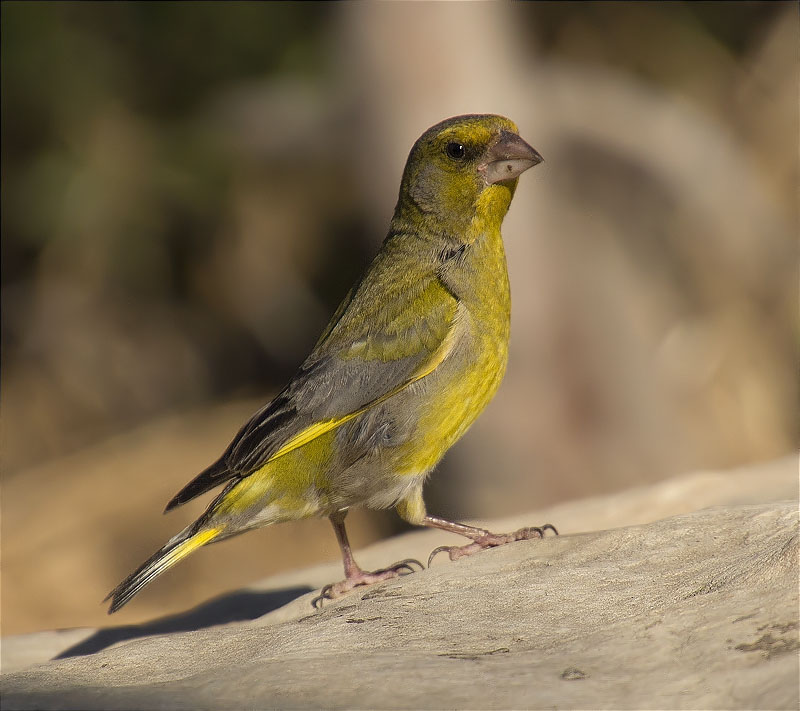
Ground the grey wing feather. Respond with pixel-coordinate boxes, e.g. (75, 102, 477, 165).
(166, 239, 456, 510)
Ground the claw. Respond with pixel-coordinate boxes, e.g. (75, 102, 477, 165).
(542, 523, 558, 536)
(427, 546, 454, 567)
(387, 558, 424, 574)
(312, 584, 334, 610)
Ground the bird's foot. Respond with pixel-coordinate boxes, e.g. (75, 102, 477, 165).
(312, 558, 423, 609)
(428, 524, 558, 566)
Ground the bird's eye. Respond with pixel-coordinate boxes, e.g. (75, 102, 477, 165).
(445, 142, 466, 160)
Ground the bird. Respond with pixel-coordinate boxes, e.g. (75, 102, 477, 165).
(106, 113, 550, 613)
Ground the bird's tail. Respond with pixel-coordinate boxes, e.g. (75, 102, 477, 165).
(105, 526, 221, 613)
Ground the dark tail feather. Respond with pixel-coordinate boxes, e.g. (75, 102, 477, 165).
(164, 459, 232, 512)
(104, 527, 221, 613)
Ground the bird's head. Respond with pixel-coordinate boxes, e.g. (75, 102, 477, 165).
(395, 114, 543, 238)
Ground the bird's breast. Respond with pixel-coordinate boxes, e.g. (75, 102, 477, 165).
(394, 228, 512, 474)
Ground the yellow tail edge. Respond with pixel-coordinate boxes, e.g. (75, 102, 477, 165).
(162, 527, 220, 570)
(106, 526, 221, 614)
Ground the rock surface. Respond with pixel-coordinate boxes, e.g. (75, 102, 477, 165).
(1, 459, 798, 710)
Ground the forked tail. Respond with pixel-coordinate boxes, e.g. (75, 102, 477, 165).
(105, 527, 221, 613)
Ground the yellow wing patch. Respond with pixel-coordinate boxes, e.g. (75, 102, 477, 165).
(270, 416, 360, 461)
(268, 303, 463, 464)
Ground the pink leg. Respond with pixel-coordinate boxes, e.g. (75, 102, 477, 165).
(422, 515, 558, 566)
(312, 510, 422, 608)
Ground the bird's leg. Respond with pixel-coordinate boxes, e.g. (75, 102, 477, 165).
(423, 514, 558, 566)
(312, 510, 423, 608)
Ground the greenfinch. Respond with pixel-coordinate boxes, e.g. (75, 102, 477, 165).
(107, 114, 547, 613)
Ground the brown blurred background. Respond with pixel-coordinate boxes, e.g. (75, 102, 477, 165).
(2, 2, 797, 636)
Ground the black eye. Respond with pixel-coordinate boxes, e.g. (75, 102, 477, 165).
(445, 142, 466, 160)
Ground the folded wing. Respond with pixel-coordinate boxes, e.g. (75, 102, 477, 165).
(165, 251, 459, 511)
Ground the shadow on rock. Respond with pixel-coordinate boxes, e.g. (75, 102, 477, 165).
(55, 587, 313, 660)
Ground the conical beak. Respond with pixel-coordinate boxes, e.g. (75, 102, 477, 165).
(480, 131, 544, 185)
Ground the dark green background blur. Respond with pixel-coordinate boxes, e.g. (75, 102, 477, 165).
(2, 2, 797, 634)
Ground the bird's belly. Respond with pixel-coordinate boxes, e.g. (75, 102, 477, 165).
(326, 322, 508, 513)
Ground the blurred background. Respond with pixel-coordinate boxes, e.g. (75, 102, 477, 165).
(2, 2, 797, 635)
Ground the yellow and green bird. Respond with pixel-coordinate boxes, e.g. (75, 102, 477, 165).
(107, 114, 547, 612)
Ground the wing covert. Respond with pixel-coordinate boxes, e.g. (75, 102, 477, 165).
(166, 262, 460, 509)
(228, 272, 460, 473)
